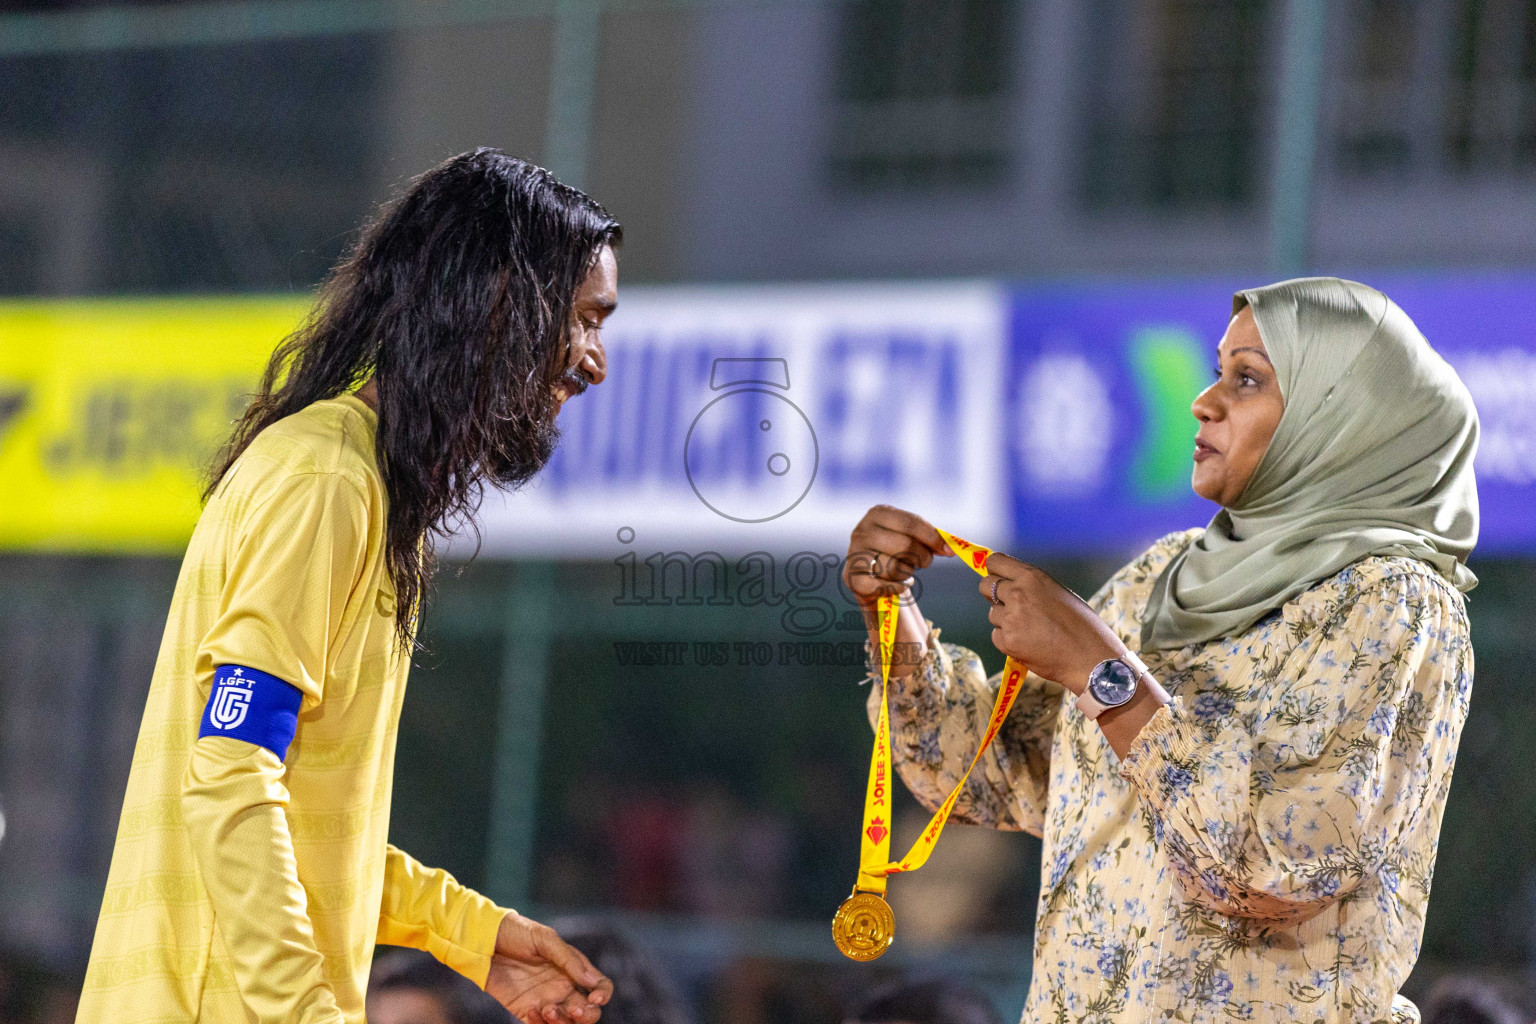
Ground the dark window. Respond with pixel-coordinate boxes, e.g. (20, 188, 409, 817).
(1335, 0, 1419, 178)
(0, 213, 44, 295)
(0, 34, 381, 294)
(829, 0, 1020, 191)
(1445, 0, 1536, 172)
(1082, 0, 1268, 209)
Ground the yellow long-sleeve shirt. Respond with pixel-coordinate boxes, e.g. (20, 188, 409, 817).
(79, 394, 508, 1023)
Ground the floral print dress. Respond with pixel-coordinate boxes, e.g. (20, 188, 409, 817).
(866, 530, 1473, 1024)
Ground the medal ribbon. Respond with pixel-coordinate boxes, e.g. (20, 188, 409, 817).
(854, 528, 1028, 893)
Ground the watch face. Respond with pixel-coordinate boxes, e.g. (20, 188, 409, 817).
(1089, 659, 1138, 707)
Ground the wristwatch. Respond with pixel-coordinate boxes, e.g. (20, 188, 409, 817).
(1075, 651, 1152, 720)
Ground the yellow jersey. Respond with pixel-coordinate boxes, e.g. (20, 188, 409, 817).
(78, 394, 507, 1023)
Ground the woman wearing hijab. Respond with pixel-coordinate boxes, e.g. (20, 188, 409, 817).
(844, 278, 1478, 1023)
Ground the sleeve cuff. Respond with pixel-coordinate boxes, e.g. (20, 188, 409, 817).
(453, 893, 510, 989)
(862, 619, 949, 684)
(1116, 696, 1200, 797)
(378, 891, 510, 989)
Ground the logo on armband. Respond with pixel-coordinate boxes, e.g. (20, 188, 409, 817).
(208, 668, 253, 731)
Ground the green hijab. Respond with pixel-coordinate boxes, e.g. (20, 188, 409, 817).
(1141, 277, 1479, 652)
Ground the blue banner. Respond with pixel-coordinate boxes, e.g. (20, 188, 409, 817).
(1005, 273, 1536, 554)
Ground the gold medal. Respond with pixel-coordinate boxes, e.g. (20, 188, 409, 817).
(831, 889, 895, 961)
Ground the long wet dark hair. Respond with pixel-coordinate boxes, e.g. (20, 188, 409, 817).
(206, 149, 622, 648)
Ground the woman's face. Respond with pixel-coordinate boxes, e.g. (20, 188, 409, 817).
(1190, 307, 1285, 506)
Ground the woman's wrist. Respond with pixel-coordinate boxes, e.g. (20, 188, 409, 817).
(1095, 679, 1170, 759)
(1062, 637, 1129, 696)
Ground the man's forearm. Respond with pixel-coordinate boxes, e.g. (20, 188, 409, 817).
(377, 844, 508, 988)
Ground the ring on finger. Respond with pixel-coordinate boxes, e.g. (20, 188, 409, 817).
(990, 577, 1003, 606)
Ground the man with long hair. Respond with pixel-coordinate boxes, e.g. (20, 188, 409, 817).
(78, 149, 621, 1024)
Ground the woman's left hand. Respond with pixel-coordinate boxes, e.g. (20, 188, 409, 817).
(982, 552, 1129, 694)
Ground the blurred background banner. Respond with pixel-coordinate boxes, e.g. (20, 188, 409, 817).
(3, 276, 1533, 557)
(0, 297, 304, 551)
(470, 280, 1008, 555)
(1008, 272, 1536, 554)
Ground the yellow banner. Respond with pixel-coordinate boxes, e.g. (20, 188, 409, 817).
(0, 297, 309, 552)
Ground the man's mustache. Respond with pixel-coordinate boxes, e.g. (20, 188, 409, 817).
(555, 369, 590, 398)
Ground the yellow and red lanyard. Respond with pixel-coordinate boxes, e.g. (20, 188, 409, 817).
(834, 528, 1028, 960)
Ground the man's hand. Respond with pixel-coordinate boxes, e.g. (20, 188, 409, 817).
(485, 913, 613, 1024)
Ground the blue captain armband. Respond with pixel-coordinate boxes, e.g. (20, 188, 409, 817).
(198, 665, 304, 760)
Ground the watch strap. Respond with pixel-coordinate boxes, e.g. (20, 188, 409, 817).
(1075, 686, 1113, 720)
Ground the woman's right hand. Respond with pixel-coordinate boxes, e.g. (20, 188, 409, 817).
(843, 504, 953, 607)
